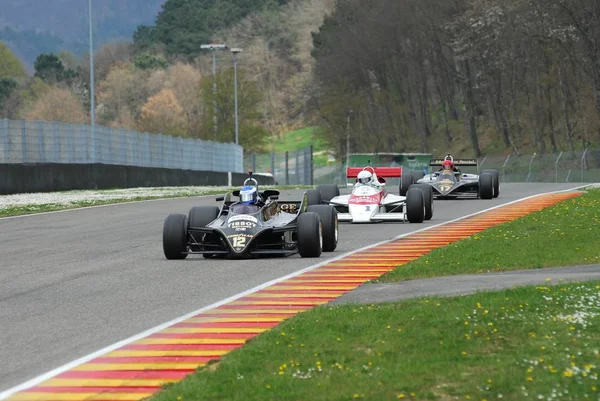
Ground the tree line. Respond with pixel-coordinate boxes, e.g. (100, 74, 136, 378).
(309, 0, 600, 159)
(0, 0, 330, 154)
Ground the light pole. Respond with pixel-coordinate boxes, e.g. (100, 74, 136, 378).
(88, 0, 95, 127)
(231, 48, 243, 145)
(200, 44, 228, 140)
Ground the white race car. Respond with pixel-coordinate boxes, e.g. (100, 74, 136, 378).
(308, 166, 433, 223)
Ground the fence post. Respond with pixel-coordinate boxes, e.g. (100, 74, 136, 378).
(285, 151, 289, 185)
(566, 169, 572, 183)
(526, 152, 537, 182)
(295, 150, 300, 184)
(502, 154, 511, 183)
(1, 119, 9, 163)
(310, 145, 314, 185)
(270, 152, 275, 183)
(478, 156, 487, 173)
(554, 151, 563, 183)
(581, 148, 588, 182)
(20, 120, 27, 163)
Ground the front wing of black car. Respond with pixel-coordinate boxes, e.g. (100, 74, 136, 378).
(186, 225, 299, 258)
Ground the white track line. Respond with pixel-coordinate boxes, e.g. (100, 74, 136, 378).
(0, 184, 591, 400)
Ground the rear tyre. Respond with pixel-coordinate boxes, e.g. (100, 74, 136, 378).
(188, 206, 220, 228)
(163, 214, 188, 260)
(479, 173, 494, 199)
(306, 205, 338, 252)
(406, 187, 425, 223)
(482, 169, 500, 198)
(410, 184, 433, 220)
(306, 189, 322, 206)
(316, 184, 340, 203)
(411, 170, 425, 180)
(400, 173, 414, 196)
(297, 212, 322, 257)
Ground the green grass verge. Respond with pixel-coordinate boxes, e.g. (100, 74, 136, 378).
(378, 188, 600, 283)
(271, 127, 325, 153)
(152, 281, 600, 401)
(0, 185, 314, 218)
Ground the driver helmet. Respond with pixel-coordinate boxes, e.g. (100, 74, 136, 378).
(240, 185, 258, 204)
(442, 160, 454, 171)
(357, 170, 373, 185)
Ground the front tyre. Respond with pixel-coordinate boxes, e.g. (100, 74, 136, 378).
(481, 169, 500, 198)
(479, 173, 494, 199)
(406, 187, 425, 223)
(409, 184, 433, 220)
(163, 214, 188, 260)
(297, 212, 323, 257)
(306, 205, 338, 252)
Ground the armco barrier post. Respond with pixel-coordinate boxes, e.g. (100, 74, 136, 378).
(555, 151, 563, 183)
(581, 148, 588, 182)
(502, 154, 511, 183)
(526, 152, 537, 182)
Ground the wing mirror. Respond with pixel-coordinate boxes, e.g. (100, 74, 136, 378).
(269, 195, 279, 200)
(216, 196, 224, 202)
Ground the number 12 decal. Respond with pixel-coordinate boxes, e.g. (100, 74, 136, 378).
(231, 236, 247, 248)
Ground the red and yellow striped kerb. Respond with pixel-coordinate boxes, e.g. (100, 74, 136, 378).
(6, 191, 581, 401)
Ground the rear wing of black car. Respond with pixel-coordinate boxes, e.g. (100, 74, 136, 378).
(429, 158, 478, 166)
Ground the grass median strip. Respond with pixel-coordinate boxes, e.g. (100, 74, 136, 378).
(0, 185, 312, 218)
(378, 188, 600, 283)
(151, 281, 600, 401)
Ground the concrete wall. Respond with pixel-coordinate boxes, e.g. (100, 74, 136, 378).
(0, 163, 274, 195)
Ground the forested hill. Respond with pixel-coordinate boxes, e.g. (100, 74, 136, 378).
(0, 0, 165, 68)
(133, 0, 289, 57)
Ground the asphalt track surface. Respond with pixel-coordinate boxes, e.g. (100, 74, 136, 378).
(0, 183, 583, 391)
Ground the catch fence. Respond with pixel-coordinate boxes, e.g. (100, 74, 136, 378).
(0, 119, 243, 173)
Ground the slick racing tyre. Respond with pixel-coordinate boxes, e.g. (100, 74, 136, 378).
(409, 183, 433, 220)
(479, 173, 495, 199)
(411, 170, 425, 180)
(307, 205, 338, 252)
(297, 212, 323, 257)
(188, 206, 220, 258)
(306, 189, 322, 206)
(406, 187, 425, 223)
(316, 184, 340, 203)
(400, 173, 414, 196)
(481, 169, 500, 198)
(188, 206, 219, 228)
(163, 214, 188, 260)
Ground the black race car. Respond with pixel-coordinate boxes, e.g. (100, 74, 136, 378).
(401, 155, 499, 199)
(162, 177, 338, 259)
